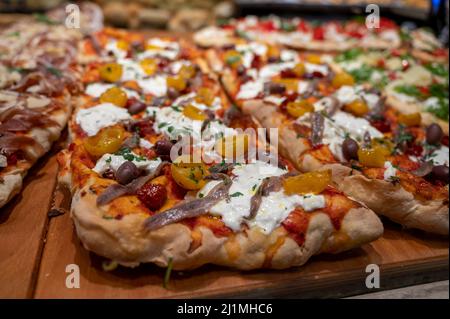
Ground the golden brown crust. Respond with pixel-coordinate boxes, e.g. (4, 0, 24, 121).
(68, 176, 382, 270)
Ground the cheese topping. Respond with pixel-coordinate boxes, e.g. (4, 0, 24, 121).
(199, 161, 326, 233)
(383, 161, 398, 181)
(428, 146, 449, 166)
(236, 79, 263, 100)
(75, 103, 131, 137)
(137, 75, 167, 96)
(93, 153, 162, 175)
(85, 83, 140, 100)
(153, 105, 203, 140)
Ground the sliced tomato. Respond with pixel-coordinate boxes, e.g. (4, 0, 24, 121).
(313, 26, 325, 40)
(297, 20, 310, 33)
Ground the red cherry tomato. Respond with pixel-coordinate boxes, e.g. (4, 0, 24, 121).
(313, 27, 325, 40)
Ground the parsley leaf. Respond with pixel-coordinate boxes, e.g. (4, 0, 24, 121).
(230, 192, 244, 197)
(424, 63, 448, 78)
(334, 48, 363, 63)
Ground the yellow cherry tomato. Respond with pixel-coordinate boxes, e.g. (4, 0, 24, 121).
(182, 104, 207, 121)
(332, 72, 355, 88)
(267, 45, 280, 60)
(215, 134, 249, 160)
(283, 170, 332, 195)
(293, 62, 306, 77)
(171, 155, 207, 190)
(179, 64, 196, 80)
(357, 147, 386, 168)
(99, 63, 123, 83)
(116, 40, 129, 51)
(194, 87, 215, 106)
(84, 126, 125, 157)
(344, 99, 369, 117)
(371, 138, 394, 157)
(398, 112, 421, 127)
(306, 55, 322, 64)
(166, 75, 187, 91)
(139, 58, 157, 76)
(99, 87, 128, 107)
(286, 100, 314, 118)
(273, 78, 299, 92)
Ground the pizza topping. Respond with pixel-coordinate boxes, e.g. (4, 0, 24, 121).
(426, 123, 444, 145)
(76, 103, 131, 136)
(0, 154, 8, 168)
(93, 150, 162, 175)
(283, 170, 331, 195)
(383, 161, 398, 181)
(139, 58, 158, 76)
(286, 100, 314, 118)
(170, 155, 208, 190)
(83, 126, 125, 157)
(139, 38, 180, 61)
(143, 173, 232, 231)
(154, 140, 174, 157)
(342, 138, 359, 161)
(182, 105, 207, 121)
(99, 63, 123, 83)
(137, 183, 167, 210)
(310, 112, 325, 147)
(126, 98, 147, 115)
(137, 75, 167, 96)
(397, 112, 422, 127)
(153, 105, 202, 140)
(425, 146, 449, 166)
(343, 99, 369, 117)
(357, 147, 386, 168)
(332, 72, 355, 88)
(99, 87, 128, 107)
(236, 79, 263, 100)
(215, 134, 250, 161)
(411, 161, 434, 177)
(116, 161, 141, 185)
(431, 165, 449, 184)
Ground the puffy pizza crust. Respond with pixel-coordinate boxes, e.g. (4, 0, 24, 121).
(193, 26, 235, 48)
(68, 177, 383, 270)
(240, 99, 449, 235)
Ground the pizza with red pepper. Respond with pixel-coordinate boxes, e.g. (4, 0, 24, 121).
(57, 32, 383, 270)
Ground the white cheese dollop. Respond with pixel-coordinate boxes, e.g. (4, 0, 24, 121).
(105, 40, 127, 59)
(75, 103, 131, 137)
(93, 153, 162, 175)
(428, 146, 449, 166)
(305, 62, 329, 75)
(236, 79, 264, 100)
(85, 83, 140, 100)
(137, 75, 167, 97)
(153, 106, 202, 140)
(199, 161, 326, 234)
(138, 38, 179, 61)
(383, 161, 398, 181)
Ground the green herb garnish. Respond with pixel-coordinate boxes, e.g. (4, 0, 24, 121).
(34, 13, 58, 25)
(334, 48, 363, 63)
(230, 192, 244, 197)
(163, 257, 173, 289)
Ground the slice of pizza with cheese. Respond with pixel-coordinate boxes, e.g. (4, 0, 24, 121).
(58, 31, 383, 270)
(238, 75, 449, 235)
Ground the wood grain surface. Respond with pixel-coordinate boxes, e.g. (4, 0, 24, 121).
(0, 151, 59, 298)
(33, 204, 448, 298)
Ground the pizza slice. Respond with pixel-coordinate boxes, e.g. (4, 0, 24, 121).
(58, 32, 383, 270)
(239, 78, 449, 235)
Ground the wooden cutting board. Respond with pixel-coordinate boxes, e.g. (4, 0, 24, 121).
(2, 148, 447, 298)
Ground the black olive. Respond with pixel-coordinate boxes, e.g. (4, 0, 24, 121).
(127, 99, 147, 115)
(432, 165, 449, 183)
(264, 82, 286, 95)
(236, 65, 245, 76)
(167, 87, 179, 99)
(116, 161, 140, 185)
(426, 124, 443, 145)
(342, 138, 359, 161)
(155, 140, 173, 156)
(267, 56, 279, 63)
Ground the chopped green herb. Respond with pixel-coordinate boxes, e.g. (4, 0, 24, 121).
(393, 84, 421, 97)
(230, 192, 244, 197)
(334, 48, 363, 63)
(252, 184, 257, 191)
(7, 31, 20, 37)
(235, 29, 250, 40)
(47, 66, 62, 77)
(280, 22, 295, 32)
(198, 193, 204, 198)
(163, 257, 173, 289)
(34, 13, 58, 25)
(106, 157, 112, 164)
(424, 63, 448, 78)
(158, 122, 168, 129)
(167, 126, 174, 133)
(348, 65, 376, 83)
(225, 55, 241, 65)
